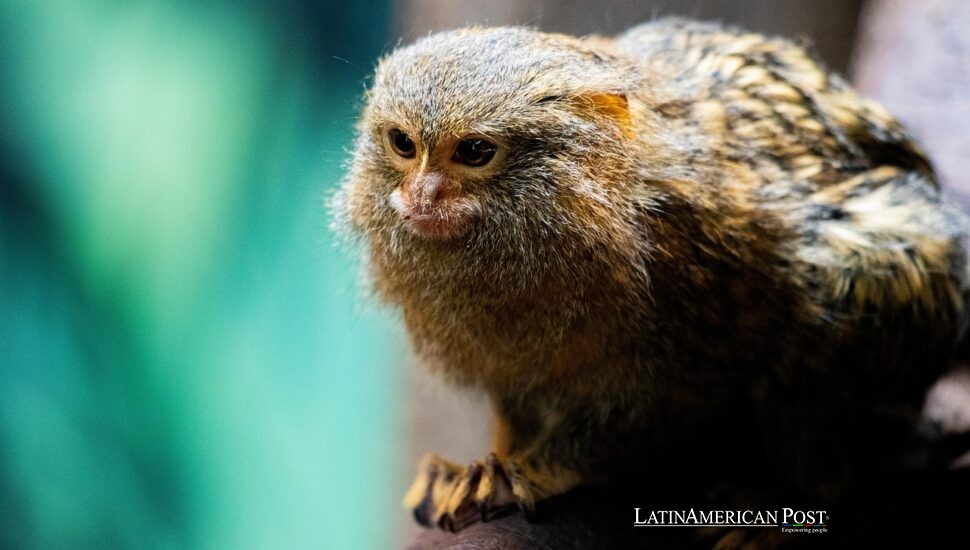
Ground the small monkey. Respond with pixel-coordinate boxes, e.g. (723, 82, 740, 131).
(334, 18, 970, 537)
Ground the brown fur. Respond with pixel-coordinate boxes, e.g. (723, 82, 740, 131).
(334, 18, 970, 538)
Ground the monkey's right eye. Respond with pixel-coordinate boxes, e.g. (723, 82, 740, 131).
(387, 128, 416, 159)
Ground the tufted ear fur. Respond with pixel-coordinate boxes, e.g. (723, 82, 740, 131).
(567, 92, 635, 138)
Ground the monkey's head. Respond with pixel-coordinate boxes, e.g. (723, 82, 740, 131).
(336, 27, 652, 299)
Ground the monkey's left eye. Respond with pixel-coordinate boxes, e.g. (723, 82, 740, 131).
(452, 139, 497, 167)
(387, 128, 416, 159)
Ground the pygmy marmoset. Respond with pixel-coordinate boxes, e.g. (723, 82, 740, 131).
(334, 18, 970, 536)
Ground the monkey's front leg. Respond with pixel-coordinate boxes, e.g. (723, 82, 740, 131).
(403, 409, 582, 532)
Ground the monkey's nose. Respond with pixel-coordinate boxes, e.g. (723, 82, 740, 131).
(393, 171, 479, 239)
(405, 172, 458, 212)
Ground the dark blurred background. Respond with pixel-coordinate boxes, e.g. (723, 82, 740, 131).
(1, 1, 967, 548)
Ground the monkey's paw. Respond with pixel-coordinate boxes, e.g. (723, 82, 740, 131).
(403, 452, 533, 531)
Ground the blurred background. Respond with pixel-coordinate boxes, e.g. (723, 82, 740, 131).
(1, 1, 967, 549)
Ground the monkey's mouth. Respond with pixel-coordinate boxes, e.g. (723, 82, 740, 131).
(390, 191, 481, 240)
(405, 211, 470, 239)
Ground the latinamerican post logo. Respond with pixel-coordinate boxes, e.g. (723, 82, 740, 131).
(634, 508, 828, 533)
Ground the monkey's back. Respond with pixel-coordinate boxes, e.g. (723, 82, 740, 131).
(615, 18, 969, 400)
(613, 18, 932, 190)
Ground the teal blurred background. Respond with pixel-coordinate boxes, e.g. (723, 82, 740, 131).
(0, 1, 406, 548)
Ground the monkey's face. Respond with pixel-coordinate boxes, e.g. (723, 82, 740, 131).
(377, 123, 505, 240)
(337, 27, 645, 290)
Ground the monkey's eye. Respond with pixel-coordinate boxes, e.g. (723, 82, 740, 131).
(452, 139, 497, 167)
(387, 128, 416, 159)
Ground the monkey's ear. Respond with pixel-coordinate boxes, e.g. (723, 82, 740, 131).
(570, 92, 635, 138)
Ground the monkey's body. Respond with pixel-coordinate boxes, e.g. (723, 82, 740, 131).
(337, 19, 969, 538)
